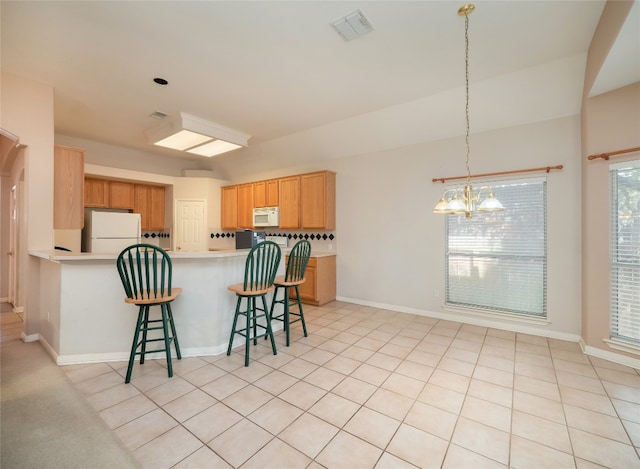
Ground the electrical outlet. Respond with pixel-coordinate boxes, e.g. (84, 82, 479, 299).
(433, 289, 440, 298)
(47, 311, 50, 322)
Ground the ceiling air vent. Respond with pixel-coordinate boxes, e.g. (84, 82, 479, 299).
(150, 111, 168, 120)
(330, 9, 374, 42)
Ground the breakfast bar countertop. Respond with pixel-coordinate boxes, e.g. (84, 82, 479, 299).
(29, 248, 336, 262)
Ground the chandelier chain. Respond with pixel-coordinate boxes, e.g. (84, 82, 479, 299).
(464, 11, 471, 185)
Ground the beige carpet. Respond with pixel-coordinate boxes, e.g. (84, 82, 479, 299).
(1, 339, 140, 469)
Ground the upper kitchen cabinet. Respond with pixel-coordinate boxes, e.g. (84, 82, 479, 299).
(301, 171, 336, 229)
(254, 179, 279, 208)
(84, 178, 109, 208)
(221, 185, 238, 230)
(134, 184, 165, 231)
(279, 176, 300, 229)
(54, 145, 85, 229)
(109, 181, 135, 209)
(237, 183, 254, 229)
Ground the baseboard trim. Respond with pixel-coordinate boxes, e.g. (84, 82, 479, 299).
(55, 345, 229, 366)
(37, 335, 58, 363)
(579, 339, 640, 370)
(337, 296, 582, 343)
(22, 331, 39, 343)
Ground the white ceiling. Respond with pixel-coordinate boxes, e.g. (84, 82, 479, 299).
(1, 1, 636, 167)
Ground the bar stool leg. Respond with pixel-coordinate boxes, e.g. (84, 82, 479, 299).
(126, 307, 145, 384)
(263, 294, 278, 356)
(294, 285, 308, 338)
(283, 287, 291, 346)
(227, 297, 241, 357)
(160, 304, 173, 378)
(167, 303, 181, 359)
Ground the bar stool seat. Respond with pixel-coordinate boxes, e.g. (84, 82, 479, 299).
(227, 241, 281, 366)
(270, 240, 311, 346)
(116, 244, 182, 383)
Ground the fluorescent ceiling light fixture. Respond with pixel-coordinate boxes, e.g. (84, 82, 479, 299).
(146, 112, 250, 157)
(187, 139, 242, 157)
(155, 129, 213, 151)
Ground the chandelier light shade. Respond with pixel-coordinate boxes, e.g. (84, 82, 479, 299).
(146, 112, 250, 157)
(433, 4, 504, 219)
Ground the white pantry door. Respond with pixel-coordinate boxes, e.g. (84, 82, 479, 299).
(174, 200, 207, 252)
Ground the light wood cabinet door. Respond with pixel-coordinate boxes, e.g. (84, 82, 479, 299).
(266, 179, 279, 207)
(54, 145, 85, 229)
(254, 181, 266, 208)
(133, 184, 165, 231)
(109, 181, 135, 209)
(237, 183, 254, 229)
(289, 256, 336, 306)
(148, 186, 165, 231)
(296, 262, 317, 302)
(134, 185, 150, 230)
(279, 176, 300, 229)
(254, 179, 279, 208)
(301, 171, 336, 229)
(221, 186, 238, 230)
(84, 178, 109, 208)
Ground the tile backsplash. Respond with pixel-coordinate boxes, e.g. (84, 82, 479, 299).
(209, 230, 336, 252)
(142, 231, 171, 250)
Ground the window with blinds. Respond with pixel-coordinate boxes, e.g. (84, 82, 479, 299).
(610, 160, 640, 345)
(446, 178, 547, 317)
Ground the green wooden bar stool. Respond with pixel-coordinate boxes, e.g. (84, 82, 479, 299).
(227, 241, 281, 366)
(116, 244, 182, 383)
(269, 240, 311, 346)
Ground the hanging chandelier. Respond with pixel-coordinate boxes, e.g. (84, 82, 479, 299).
(433, 4, 504, 219)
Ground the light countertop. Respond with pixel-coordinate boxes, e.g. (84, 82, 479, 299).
(30, 248, 336, 262)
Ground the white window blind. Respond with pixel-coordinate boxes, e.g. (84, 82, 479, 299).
(446, 178, 547, 317)
(610, 160, 640, 345)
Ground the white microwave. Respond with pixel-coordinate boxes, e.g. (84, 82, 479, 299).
(253, 207, 279, 227)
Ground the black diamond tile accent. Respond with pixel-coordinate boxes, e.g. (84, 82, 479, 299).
(151, 233, 156, 238)
(329, 234, 334, 240)
(143, 233, 149, 238)
(322, 234, 328, 240)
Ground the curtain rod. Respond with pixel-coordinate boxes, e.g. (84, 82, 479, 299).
(432, 165, 564, 184)
(587, 146, 640, 161)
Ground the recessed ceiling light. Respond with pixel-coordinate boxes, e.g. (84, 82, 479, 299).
(153, 77, 169, 85)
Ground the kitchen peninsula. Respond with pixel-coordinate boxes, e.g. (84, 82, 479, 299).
(30, 249, 336, 365)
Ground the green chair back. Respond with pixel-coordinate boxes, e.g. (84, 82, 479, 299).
(285, 240, 311, 283)
(117, 244, 173, 301)
(242, 241, 282, 292)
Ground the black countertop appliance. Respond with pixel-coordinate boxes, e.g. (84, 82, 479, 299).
(235, 230, 266, 249)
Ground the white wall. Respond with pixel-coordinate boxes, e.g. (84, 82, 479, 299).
(340, 116, 582, 338)
(1, 72, 55, 337)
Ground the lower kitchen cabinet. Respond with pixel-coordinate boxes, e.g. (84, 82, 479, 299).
(290, 255, 336, 306)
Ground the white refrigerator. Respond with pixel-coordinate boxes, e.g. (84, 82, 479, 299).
(83, 210, 141, 253)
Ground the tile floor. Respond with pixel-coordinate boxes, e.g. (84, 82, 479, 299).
(62, 301, 640, 469)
